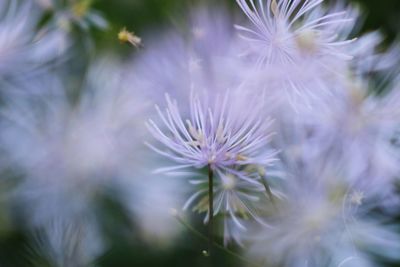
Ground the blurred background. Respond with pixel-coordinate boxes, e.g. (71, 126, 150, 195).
(92, 0, 400, 46)
(0, 0, 399, 266)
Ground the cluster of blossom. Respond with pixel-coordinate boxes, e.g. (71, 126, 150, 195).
(143, 0, 400, 266)
(0, 0, 399, 267)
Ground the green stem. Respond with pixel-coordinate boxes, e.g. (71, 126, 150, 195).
(174, 214, 263, 267)
(208, 165, 214, 257)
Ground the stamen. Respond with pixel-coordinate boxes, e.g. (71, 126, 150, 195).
(236, 154, 248, 161)
(295, 30, 318, 53)
(118, 27, 142, 48)
(350, 191, 364, 206)
(222, 174, 236, 190)
(271, 0, 279, 17)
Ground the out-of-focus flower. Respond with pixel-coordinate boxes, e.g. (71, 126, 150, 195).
(0, 55, 188, 253)
(309, 78, 400, 195)
(0, 56, 146, 224)
(33, 0, 107, 55)
(125, 174, 185, 246)
(0, 0, 62, 78)
(235, 0, 355, 66)
(32, 218, 104, 267)
(247, 154, 400, 267)
(234, 0, 359, 111)
(0, 0, 36, 76)
(350, 32, 400, 78)
(36, 0, 108, 32)
(125, 7, 250, 106)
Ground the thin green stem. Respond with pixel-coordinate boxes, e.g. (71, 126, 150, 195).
(208, 165, 214, 257)
(174, 214, 263, 267)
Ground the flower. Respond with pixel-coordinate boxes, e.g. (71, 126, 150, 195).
(309, 77, 400, 196)
(32, 218, 104, 267)
(33, 0, 108, 57)
(125, 7, 249, 107)
(184, 170, 270, 245)
(0, 0, 54, 77)
(0, 57, 149, 225)
(146, 92, 277, 235)
(235, 0, 355, 66)
(36, 0, 108, 32)
(146, 92, 276, 181)
(247, 154, 400, 267)
(0, 54, 189, 254)
(234, 0, 358, 110)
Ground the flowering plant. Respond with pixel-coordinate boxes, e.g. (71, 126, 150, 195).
(0, 0, 399, 266)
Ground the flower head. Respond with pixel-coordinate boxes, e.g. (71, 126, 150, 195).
(235, 0, 355, 66)
(247, 154, 400, 267)
(146, 92, 277, 244)
(146, 93, 276, 179)
(234, 0, 358, 110)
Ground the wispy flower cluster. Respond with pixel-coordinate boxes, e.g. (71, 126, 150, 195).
(236, 0, 354, 65)
(147, 92, 276, 248)
(141, 0, 400, 266)
(147, 93, 275, 177)
(233, 0, 361, 110)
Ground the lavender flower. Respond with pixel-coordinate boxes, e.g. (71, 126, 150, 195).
(146, 93, 276, 182)
(0, 0, 50, 77)
(247, 153, 400, 267)
(146, 92, 277, 251)
(126, 8, 248, 106)
(234, 0, 358, 110)
(0, 57, 149, 226)
(309, 78, 400, 196)
(235, 0, 355, 65)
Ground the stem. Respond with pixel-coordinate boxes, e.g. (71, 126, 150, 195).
(207, 165, 214, 257)
(174, 214, 263, 267)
